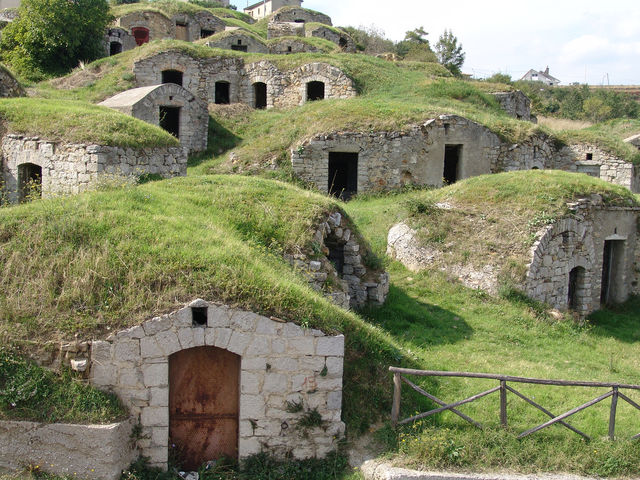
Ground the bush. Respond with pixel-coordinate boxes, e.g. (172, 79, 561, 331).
(0, 0, 113, 80)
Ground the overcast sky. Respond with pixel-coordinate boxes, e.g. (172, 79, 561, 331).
(232, 0, 640, 85)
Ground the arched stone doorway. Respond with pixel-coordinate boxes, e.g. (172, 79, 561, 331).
(169, 346, 240, 470)
(306, 81, 325, 102)
(18, 163, 42, 201)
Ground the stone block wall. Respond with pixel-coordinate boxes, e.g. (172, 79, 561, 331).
(0, 64, 24, 98)
(292, 115, 502, 195)
(286, 211, 389, 309)
(269, 38, 324, 55)
(133, 51, 356, 109)
(0, 420, 135, 480)
(267, 21, 305, 39)
(206, 32, 269, 53)
(271, 7, 332, 25)
(115, 11, 174, 42)
(1, 134, 186, 203)
(525, 198, 640, 315)
(491, 91, 532, 121)
(89, 300, 345, 468)
(306, 25, 355, 53)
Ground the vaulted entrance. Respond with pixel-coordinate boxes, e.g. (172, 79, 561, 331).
(159, 106, 180, 138)
(253, 82, 267, 109)
(169, 346, 240, 471)
(443, 144, 462, 185)
(307, 81, 325, 101)
(601, 239, 625, 305)
(18, 163, 42, 201)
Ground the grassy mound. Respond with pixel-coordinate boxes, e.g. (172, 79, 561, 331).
(383, 170, 637, 289)
(0, 98, 178, 147)
(111, 1, 253, 24)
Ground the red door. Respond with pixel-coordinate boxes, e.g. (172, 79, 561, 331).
(131, 27, 150, 46)
(169, 346, 240, 470)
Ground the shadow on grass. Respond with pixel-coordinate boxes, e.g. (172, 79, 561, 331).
(361, 284, 473, 347)
(588, 295, 640, 344)
(187, 116, 242, 169)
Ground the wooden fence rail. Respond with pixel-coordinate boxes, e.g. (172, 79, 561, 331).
(389, 367, 640, 441)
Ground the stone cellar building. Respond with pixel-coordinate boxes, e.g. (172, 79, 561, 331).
(99, 83, 209, 154)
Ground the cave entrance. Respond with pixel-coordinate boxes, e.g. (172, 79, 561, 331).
(328, 152, 358, 201)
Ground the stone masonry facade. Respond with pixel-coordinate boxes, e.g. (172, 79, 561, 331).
(287, 211, 389, 309)
(90, 300, 346, 468)
(525, 197, 640, 315)
(0, 65, 24, 98)
(491, 91, 533, 121)
(133, 50, 356, 109)
(1, 134, 186, 203)
(292, 115, 640, 195)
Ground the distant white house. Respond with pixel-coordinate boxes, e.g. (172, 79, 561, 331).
(244, 0, 302, 20)
(520, 67, 561, 86)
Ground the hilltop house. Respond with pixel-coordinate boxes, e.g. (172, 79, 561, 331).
(244, 0, 302, 20)
(520, 67, 561, 86)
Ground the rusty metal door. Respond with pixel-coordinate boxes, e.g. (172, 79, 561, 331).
(169, 346, 240, 470)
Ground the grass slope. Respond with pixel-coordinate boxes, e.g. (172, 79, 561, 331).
(0, 98, 178, 147)
(111, 1, 253, 23)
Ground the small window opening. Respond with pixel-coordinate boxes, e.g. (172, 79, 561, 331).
(231, 43, 248, 52)
(201, 28, 215, 38)
(326, 240, 344, 274)
(162, 69, 183, 86)
(191, 307, 207, 327)
(253, 82, 267, 109)
(306, 81, 325, 102)
(215, 81, 230, 104)
(586, 153, 593, 160)
(294, 19, 305, 23)
(287, 46, 292, 53)
(110, 41, 122, 56)
(18, 163, 42, 202)
(443, 144, 462, 185)
(131, 27, 150, 46)
(159, 106, 180, 138)
(443, 123, 450, 134)
(328, 152, 358, 200)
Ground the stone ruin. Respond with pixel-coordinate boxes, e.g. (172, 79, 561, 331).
(0, 64, 24, 98)
(133, 50, 356, 109)
(491, 90, 534, 122)
(286, 211, 389, 309)
(1, 134, 186, 203)
(291, 114, 640, 197)
(99, 83, 209, 154)
(387, 196, 640, 317)
(206, 30, 269, 54)
(624, 133, 640, 151)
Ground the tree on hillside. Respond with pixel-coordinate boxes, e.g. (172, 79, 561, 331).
(396, 26, 437, 62)
(343, 25, 395, 54)
(435, 29, 465, 76)
(0, 0, 113, 80)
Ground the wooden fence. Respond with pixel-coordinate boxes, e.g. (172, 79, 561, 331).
(390, 367, 640, 441)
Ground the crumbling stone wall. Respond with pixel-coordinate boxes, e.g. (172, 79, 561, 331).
(267, 21, 304, 39)
(90, 300, 345, 468)
(133, 50, 356, 108)
(0, 420, 135, 480)
(193, 10, 226, 39)
(292, 115, 502, 194)
(104, 27, 137, 56)
(1, 134, 186, 203)
(271, 7, 332, 25)
(286, 211, 389, 309)
(625, 134, 640, 150)
(491, 91, 532, 121)
(206, 32, 269, 53)
(99, 84, 209, 154)
(269, 37, 324, 54)
(525, 198, 640, 315)
(305, 25, 355, 53)
(0, 64, 23, 98)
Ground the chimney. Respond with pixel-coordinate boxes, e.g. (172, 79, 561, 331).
(544, 66, 549, 75)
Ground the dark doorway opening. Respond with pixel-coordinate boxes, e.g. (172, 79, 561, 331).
(326, 240, 344, 274)
(568, 266, 584, 310)
(18, 163, 42, 201)
(169, 347, 240, 471)
(294, 19, 305, 23)
(162, 69, 183, 86)
(110, 41, 122, 56)
(201, 28, 215, 38)
(601, 240, 624, 305)
(307, 81, 325, 101)
(443, 144, 462, 185)
(159, 106, 180, 139)
(328, 152, 358, 200)
(215, 81, 230, 104)
(231, 44, 248, 52)
(339, 37, 348, 50)
(253, 82, 267, 109)
(131, 27, 149, 46)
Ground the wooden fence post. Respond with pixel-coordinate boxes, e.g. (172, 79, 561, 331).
(500, 380, 508, 428)
(609, 387, 619, 440)
(391, 372, 402, 428)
